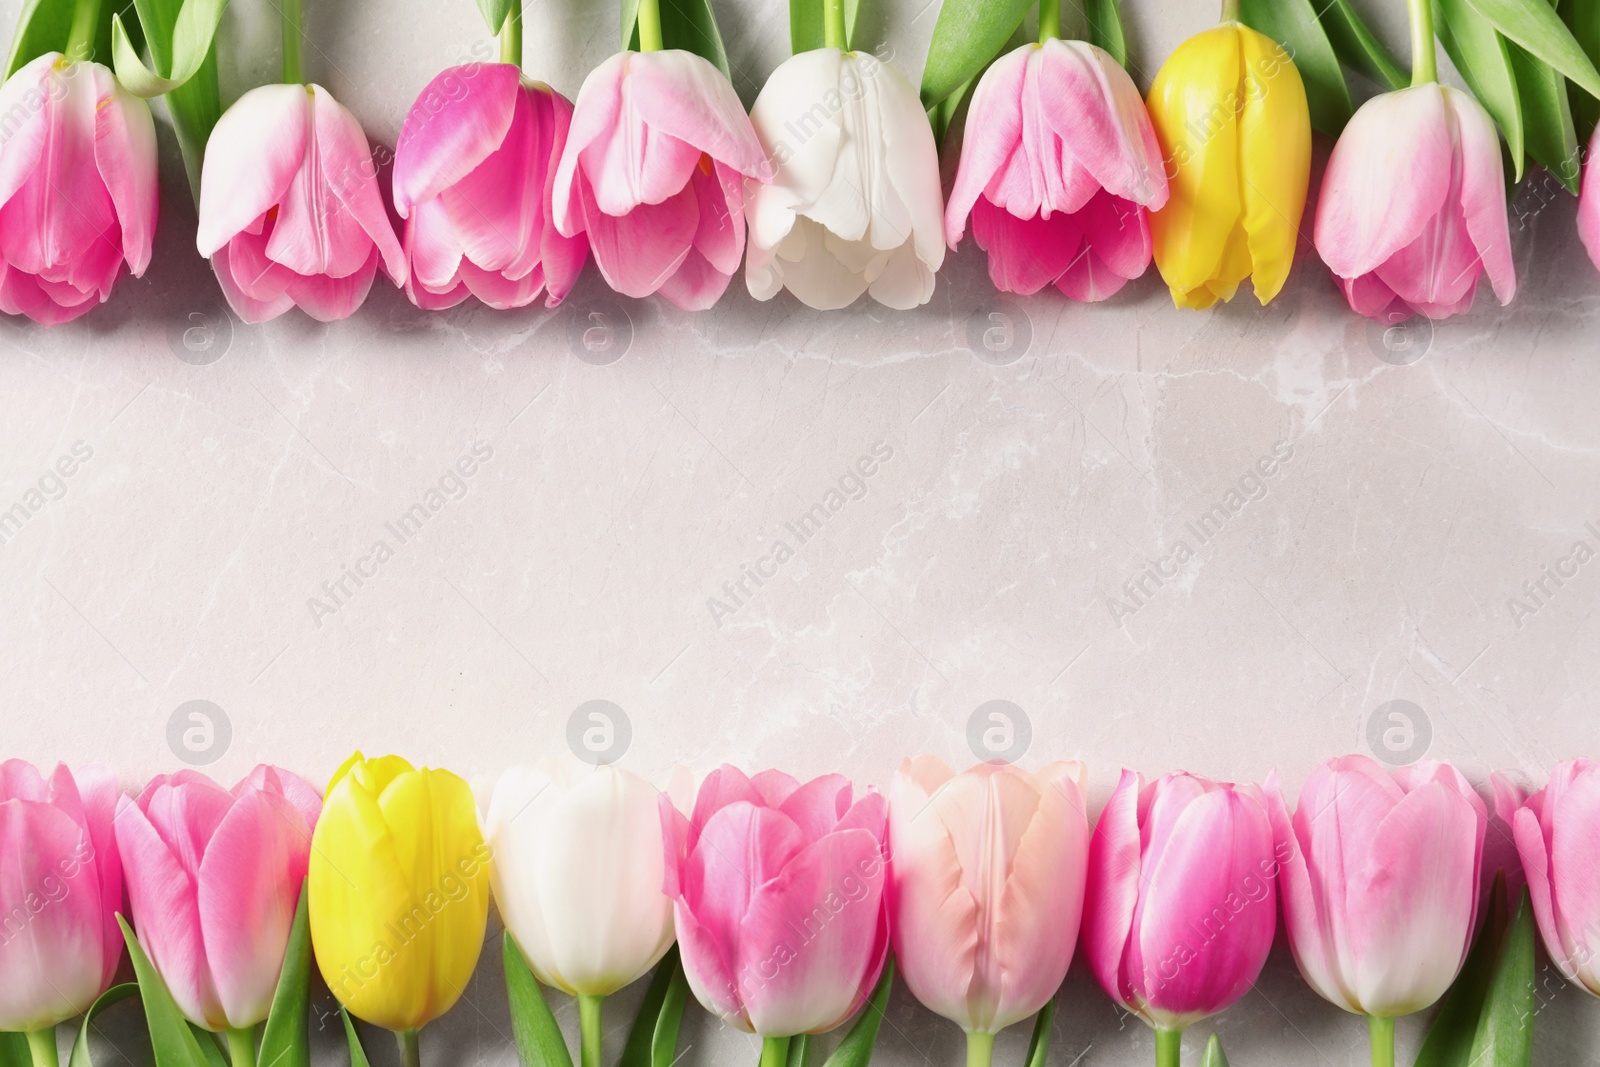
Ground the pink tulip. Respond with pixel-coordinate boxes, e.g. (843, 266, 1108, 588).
(888, 758, 1088, 1055)
(945, 40, 1168, 301)
(197, 83, 407, 323)
(1268, 756, 1485, 1022)
(0, 55, 157, 326)
(1579, 125, 1600, 277)
(0, 761, 123, 1032)
(1314, 85, 1514, 322)
(1494, 760, 1600, 996)
(113, 766, 322, 1032)
(392, 63, 587, 310)
(1082, 770, 1276, 1039)
(659, 765, 888, 1036)
(552, 51, 771, 310)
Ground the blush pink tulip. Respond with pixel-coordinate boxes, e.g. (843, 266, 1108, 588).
(888, 758, 1089, 1057)
(392, 64, 587, 310)
(553, 51, 771, 310)
(197, 83, 407, 323)
(113, 766, 322, 1032)
(945, 40, 1168, 301)
(1314, 85, 1514, 322)
(0, 55, 157, 326)
(0, 761, 123, 1033)
(1269, 755, 1485, 1026)
(1494, 760, 1600, 996)
(659, 766, 889, 1037)
(1082, 770, 1277, 1042)
(1579, 125, 1600, 277)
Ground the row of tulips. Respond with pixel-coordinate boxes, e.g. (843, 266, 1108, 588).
(6, 0, 1600, 328)
(2, 751, 1595, 1067)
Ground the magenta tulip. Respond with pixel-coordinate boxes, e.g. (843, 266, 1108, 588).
(659, 766, 888, 1045)
(0, 761, 123, 1035)
(945, 39, 1168, 300)
(1314, 85, 1514, 322)
(197, 83, 407, 323)
(1494, 760, 1600, 996)
(887, 758, 1089, 1066)
(393, 63, 587, 310)
(1082, 770, 1276, 1066)
(1580, 125, 1600, 278)
(113, 766, 322, 1034)
(1269, 756, 1485, 1065)
(552, 51, 770, 310)
(0, 55, 157, 326)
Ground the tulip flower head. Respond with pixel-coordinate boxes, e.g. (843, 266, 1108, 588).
(393, 63, 587, 310)
(1082, 769, 1277, 1064)
(888, 757, 1089, 1066)
(1582, 125, 1600, 278)
(1315, 85, 1514, 322)
(945, 39, 1168, 300)
(745, 48, 945, 310)
(0, 55, 158, 326)
(308, 753, 490, 1039)
(1145, 22, 1310, 309)
(552, 50, 770, 310)
(113, 766, 322, 1033)
(0, 761, 123, 1033)
(197, 83, 407, 323)
(660, 766, 889, 1040)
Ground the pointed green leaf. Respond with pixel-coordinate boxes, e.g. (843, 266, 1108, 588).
(1023, 995, 1055, 1067)
(111, 0, 228, 98)
(1509, 33, 1581, 189)
(0, 1033, 31, 1067)
(4, 0, 74, 75)
(1436, 0, 1527, 177)
(1239, 0, 1353, 133)
(621, 949, 676, 1067)
(820, 958, 896, 1067)
(1200, 1035, 1229, 1067)
(1085, 0, 1126, 65)
(920, 0, 1031, 108)
(119, 914, 216, 1067)
(477, 0, 514, 34)
(651, 951, 689, 1067)
(623, 0, 731, 79)
(339, 1011, 370, 1067)
(929, 17, 1026, 145)
(1562, 0, 1600, 131)
(1416, 872, 1510, 1067)
(1468, 0, 1600, 97)
(504, 933, 576, 1067)
(1319, 0, 1408, 89)
(68, 984, 143, 1067)
(258, 882, 311, 1067)
(1465, 887, 1537, 1067)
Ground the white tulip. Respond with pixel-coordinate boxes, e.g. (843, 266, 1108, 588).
(744, 48, 946, 310)
(484, 756, 692, 997)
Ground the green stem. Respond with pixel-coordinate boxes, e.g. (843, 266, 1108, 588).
(965, 1032, 995, 1067)
(1037, 0, 1060, 41)
(397, 1030, 421, 1067)
(579, 995, 605, 1067)
(636, 0, 664, 51)
(761, 1036, 793, 1067)
(64, 0, 102, 61)
(281, 0, 304, 83)
(823, 0, 846, 49)
(167, 44, 222, 202)
(1406, 0, 1436, 84)
(1220, 0, 1240, 20)
(1155, 1029, 1182, 1067)
(226, 1028, 258, 1067)
(1368, 1016, 1395, 1067)
(25, 1030, 59, 1067)
(500, 1, 523, 65)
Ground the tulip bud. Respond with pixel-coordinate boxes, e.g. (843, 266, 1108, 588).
(888, 757, 1089, 1066)
(308, 753, 490, 1037)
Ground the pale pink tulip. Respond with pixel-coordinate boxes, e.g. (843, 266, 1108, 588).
(945, 40, 1167, 301)
(393, 63, 586, 310)
(1494, 760, 1600, 996)
(659, 766, 888, 1035)
(0, 55, 157, 325)
(1315, 85, 1514, 322)
(197, 84, 406, 323)
(888, 758, 1089, 1042)
(553, 51, 770, 310)
(1083, 770, 1276, 1033)
(0, 761, 123, 1032)
(1579, 125, 1600, 277)
(113, 766, 322, 1032)
(1268, 755, 1485, 1018)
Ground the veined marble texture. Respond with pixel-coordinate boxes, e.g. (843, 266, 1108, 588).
(4, 0, 1600, 1062)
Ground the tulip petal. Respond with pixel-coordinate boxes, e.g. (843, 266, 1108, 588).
(970, 199, 1081, 296)
(631, 50, 769, 180)
(284, 252, 379, 322)
(1548, 767, 1600, 984)
(0, 54, 54, 207)
(945, 46, 1030, 247)
(1445, 86, 1514, 305)
(580, 177, 697, 298)
(1236, 25, 1310, 305)
(392, 63, 522, 215)
(1082, 768, 1142, 1011)
(197, 84, 309, 257)
(91, 67, 158, 276)
(1580, 124, 1600, 272)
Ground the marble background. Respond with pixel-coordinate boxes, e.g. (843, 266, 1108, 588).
(5, 0, 1600, 1061)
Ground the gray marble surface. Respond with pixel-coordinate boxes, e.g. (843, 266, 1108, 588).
(7, 0, 1600, 1062)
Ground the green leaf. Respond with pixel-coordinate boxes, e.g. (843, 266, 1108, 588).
(1084, 0, 1126, 65)
(929, 17, 1027, 145)
(1436, 0, 1527, 177)
(259, 881, 311, 1067)
(790, 0, 860, 53)
(1563, 0, 1600, 130)
(68, 984, 143, 1067)
(1200, 1035, 1229, 1067)
(1468, 0, 1600, 97)
(1023, 995, 1055, 1067)
(339, 1011, 371, 1067)
(1509, 32, 1582, 189)
(4, 0, 74, 75)
(820, 958, 895, 1067)
(477, 0, 514, 34)
(920, 0, 1031, 108)
(620, 947, 689, 1067)
(1416, 872, 1510, 1067)
(119, 914, 217, 1067)
(504, 933, 576, 1067)
(1239, 0, 1353, 133)
(0, 1033, 31, 1067)
(1465, 887, 1537, 1067)
(785, 1035, 811, 1067)
(623, 0, 731, 79)
(188, 1028, 226, 1067)
(111, 0, 227, 97)
(1318, 0, 1408, 89)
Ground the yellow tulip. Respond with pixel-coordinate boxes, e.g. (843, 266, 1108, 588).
(1146, 22, 1311, 309)
(307, 753, 491, 1037)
